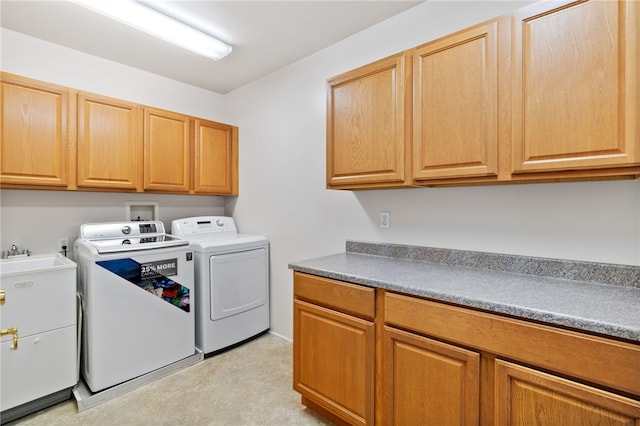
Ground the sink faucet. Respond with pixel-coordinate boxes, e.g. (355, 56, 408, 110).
(1, 245, 31, 259)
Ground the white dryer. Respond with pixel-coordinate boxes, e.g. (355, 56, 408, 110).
(171, 216, 269, 355)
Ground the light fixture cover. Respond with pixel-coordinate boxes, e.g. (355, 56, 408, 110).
(71, 0, 232, 60)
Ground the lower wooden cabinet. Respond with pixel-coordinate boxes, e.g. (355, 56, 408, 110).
(292, 272, 640, 426)
(495, 360, 640, 426)
(293, 272, 375, 426)
(383, 326, 479, 426)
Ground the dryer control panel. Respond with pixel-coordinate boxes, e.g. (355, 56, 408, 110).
(171, 216, 238, 236)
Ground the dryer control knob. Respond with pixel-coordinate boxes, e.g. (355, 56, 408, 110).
(216, 219, 224, 227)
(122, 225, 131, 235)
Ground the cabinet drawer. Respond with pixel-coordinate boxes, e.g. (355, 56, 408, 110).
(384, 291, 640, 397)
(293, 272, 375, 320)
(1, 326, 77, 411)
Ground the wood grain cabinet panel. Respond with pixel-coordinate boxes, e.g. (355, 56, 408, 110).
(383, 326, 480, 426)
(77, 92, 141, 190)
(144, 108, 191, 192)
(327, 52, 411, 188)
(293, 273, 640, 425)
(193, 119, 238, 195)
(0, 73, 70, 187)
(495, 360, 640, 426)
(293, 272, 375, 426)
(511, 0, 639, 173)
(413, 19, 499, 181)
(293, 300, 375, 426)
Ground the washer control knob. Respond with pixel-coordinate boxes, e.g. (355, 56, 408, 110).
(122, 225, 131, 235)
(216, 219, 224, 227)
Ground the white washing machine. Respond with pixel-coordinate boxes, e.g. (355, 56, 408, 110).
(171, 216, 269, 355)
(75, 221, 195, 392)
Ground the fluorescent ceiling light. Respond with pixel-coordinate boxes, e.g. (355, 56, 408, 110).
(71, 0, 232, 60)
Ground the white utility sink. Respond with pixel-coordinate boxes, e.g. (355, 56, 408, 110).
(0, 253, 75, 276)
(1, 252, 78, 415)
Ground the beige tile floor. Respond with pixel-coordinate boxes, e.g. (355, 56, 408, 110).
(6, 333, 334, 426)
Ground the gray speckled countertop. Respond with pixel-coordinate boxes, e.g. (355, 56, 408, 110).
(289, 241, 640, 343)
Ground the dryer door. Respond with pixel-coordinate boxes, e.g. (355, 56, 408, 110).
(209, 248, 268, 320)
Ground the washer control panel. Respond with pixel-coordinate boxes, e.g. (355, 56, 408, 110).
(81, 221, 164, 239)
(171, 216, 238, 236)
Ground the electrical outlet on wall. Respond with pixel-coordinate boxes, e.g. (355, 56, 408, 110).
(380, 211, 390, 229)
(58, 237, 69, 252)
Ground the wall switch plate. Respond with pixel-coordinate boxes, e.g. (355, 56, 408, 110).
(380, 211, 390, 229)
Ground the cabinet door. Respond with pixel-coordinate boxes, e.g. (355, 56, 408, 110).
(413, 19, 499, 180)
(77, 92, 141, 190)
(383, 326, 480, 426)
(495, 359, 640, 426)
(194, 119, 238, 195)
(1, 327, 77, 411)
(327, 52, 410, 188)
(511, 0, 639, 173)
(293, 299, 375, 426)
(0, 73, 69, 187)
(144, 108, 191, 192)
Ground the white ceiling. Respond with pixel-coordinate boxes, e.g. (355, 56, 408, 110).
(1, 0, 422, 94)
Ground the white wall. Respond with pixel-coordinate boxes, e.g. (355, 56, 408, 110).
(0, 28, 229, 120)
(224, 1, 640, 340)
(2, 2, 639, 343)
(0, 29, 228, 256)
(0, 190, 224, 257)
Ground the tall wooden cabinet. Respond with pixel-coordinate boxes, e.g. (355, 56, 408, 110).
(77, 92, 141, 190)
(0, 74, 70, 187)
(510, 0, 639, 173)
(326, 53, 411, 189)
(413, 19, 499, 181)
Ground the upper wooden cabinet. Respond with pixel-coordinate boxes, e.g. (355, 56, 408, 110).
(0, 72, 238, 195)
(143, 108, 191, 193)
(77, 92, 141, 190)
(326, 52, 411, 189)
(326, 0, 640, 189)
(193, 119, 238, 195)
(511, 0, 640, 173)
(413, 19, 499, 181)
(0, 73, 70, 187)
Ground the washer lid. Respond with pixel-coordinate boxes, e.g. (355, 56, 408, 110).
(79, 221, 189, 254)
(84, 235, 189, 254)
